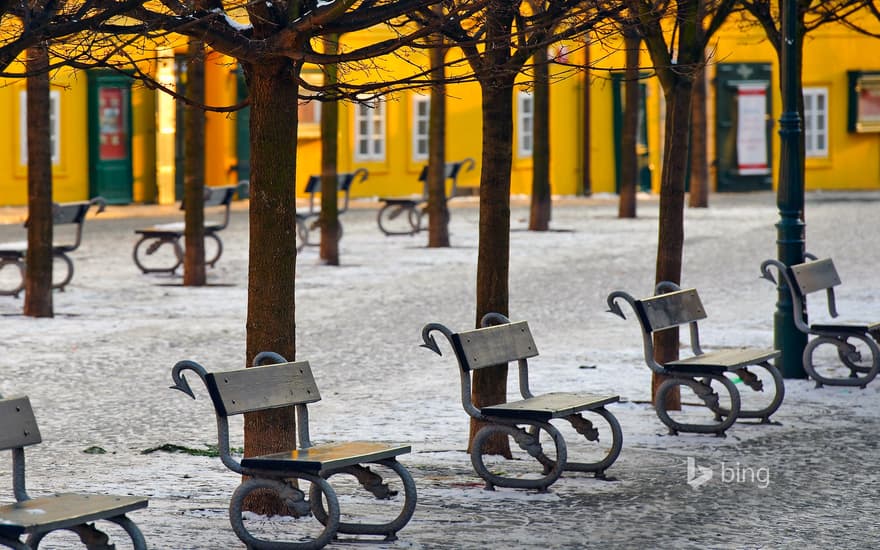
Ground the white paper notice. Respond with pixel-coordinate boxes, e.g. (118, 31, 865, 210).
(736, 84, 770, 175)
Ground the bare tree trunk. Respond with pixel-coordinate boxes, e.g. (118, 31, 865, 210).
(618, 27, 640, 219)
(24, 44, 53, 318)
(529, 45, 551, 231)
(688, 55, 709, 208)
(426, 32, 450, 248)
(651, 80, 694, 411)
(243, 59, 300, 515)
(183, 40, 207, 286)
(319, 34, 341, 264)
(471, 74, 515, 458)
(581, 38, 592, 197)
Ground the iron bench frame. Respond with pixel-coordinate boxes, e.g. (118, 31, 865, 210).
(377, 158, 475, 236)
(132, 183, 246, 275)
(0, 394, 148, 550)
(607, 284, 784, 436)
(761, 254, 880, 388)
(421, 313, 622, 491)
(170, 352, 417, 549)
(295, 168, 368, 252)
(0, 197, 106, 298)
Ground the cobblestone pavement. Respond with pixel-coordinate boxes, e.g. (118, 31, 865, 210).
(0, 191, 878, 549)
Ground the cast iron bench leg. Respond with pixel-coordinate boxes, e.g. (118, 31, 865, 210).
(655, 374, 741, 437)
(804, 333, 880, 388)
(311, 459, 417, 541)
(132, 235, 184, 274)
(561, 408, 624, 479)
(51, 252, 74, 292)
(470, 419, 567, 492)
(229, 474, 340, 550)
(0, 257, 25, 297)
(377, 201, 421, 236)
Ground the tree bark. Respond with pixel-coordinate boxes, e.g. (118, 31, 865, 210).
(426, 30, 449, 248)
(651, 79, 694, 411)
(23, 44, 53, 318)
(688, 56, 709, 208)
(183, 40, 207, 286)
(618, 28, 640, 219)
(319, 35, 341, 265)
(581, 38, 592, 197)
(471, 73, 516, 457)
(243, 58, 300, 515)
(529, 45, 551, 231)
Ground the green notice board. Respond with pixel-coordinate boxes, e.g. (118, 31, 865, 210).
(715, 63, 774, 192)
(87, 71, 134, 204)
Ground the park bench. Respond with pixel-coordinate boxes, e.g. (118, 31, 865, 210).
(0, 197, 106, 298)
(169, 352, 417, 549)
(132, 182, 246, 275)
(0, 394, 148, 549)
(421, 313, 623, 491)
(607, 283, 784, 436)
(377, 158, 475, 236)
(761, 254, 880, 388)
(296, 168, 368, 252)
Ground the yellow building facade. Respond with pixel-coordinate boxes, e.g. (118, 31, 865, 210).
(1, 14, 880, 206)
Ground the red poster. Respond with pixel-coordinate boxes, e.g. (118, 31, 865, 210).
(99, 88, 126, 160)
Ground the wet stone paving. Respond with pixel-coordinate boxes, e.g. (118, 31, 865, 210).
(0, 192, 878, 549)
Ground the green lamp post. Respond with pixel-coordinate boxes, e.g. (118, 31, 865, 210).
(774, 0, 808, 378)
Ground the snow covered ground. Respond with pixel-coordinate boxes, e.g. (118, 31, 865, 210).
(0, 191, 878, 549)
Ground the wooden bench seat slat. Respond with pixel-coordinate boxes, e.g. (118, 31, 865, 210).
(481, 392, 620, 421)
(136, 222, 226, 236)
(451, 321, 538, 370)
(0, 493, 147, 534)
(811, 322, 880, 334)
(241, 442, 412, 473)
(0, 242, 28, 255)
(0, 396, 42, 451)
(205, 362, 321, 416)
(664, 348, 780, 370)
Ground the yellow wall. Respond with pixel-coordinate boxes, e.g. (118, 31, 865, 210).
(5, 14, 880, 207)
(709, 12, 880, 191)
(0, 68, 91, 205)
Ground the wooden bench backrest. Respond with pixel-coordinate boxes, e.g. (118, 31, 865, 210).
(450, 321, 538, 371)
(52, 202, 92, 225)
(0, 396, 43, 451)
(203, 361, 321, 417)
(418, 161, 464, 183)
(789, 258, 841, 296)
(635, 288, 707, 333)
(304, 173, 357, 194)
(204, 186, 238, 207)
(180, 185, 238, 211)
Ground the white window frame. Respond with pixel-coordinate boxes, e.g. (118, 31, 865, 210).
(803, 86, 829, 158)
(354, 99, 386, 162)
(19, 90, 61, 165)
(299, 71, 323, 127)
(412, 94, 430, 161)
(517, 90, 534, 157)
